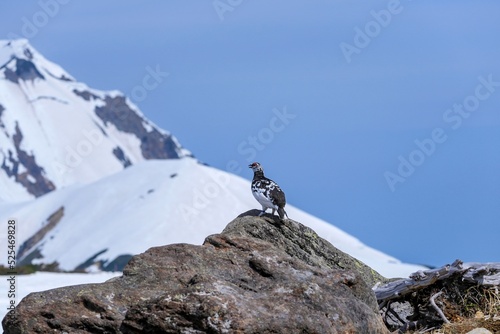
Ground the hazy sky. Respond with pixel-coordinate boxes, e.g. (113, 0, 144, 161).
(2, 1, 499, 267)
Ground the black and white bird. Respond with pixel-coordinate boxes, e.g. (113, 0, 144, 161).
(248, 162, 288, 220)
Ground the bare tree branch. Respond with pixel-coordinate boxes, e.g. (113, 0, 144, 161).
(429, 291, 450, 324)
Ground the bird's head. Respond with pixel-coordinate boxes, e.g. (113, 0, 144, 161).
(248, 162, 263, 173)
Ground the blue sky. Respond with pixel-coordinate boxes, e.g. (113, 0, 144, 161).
(2, 1, 499, 267)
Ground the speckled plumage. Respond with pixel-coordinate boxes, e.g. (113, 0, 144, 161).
(248, 162, 288, 219)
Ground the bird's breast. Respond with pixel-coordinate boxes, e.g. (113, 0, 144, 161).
(251, 187, 277, 209)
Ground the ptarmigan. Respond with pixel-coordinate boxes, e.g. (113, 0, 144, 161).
(248, 162, 288, 219)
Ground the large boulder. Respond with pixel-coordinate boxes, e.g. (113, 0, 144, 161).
(3, 210, 389, 333)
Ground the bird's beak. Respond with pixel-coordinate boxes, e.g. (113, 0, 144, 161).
(248, 164, 253, 168)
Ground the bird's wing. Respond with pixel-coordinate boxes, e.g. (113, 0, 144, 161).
(264, 178, 286, 207)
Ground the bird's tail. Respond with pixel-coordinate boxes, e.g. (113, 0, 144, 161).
(278, 207, 288, 220)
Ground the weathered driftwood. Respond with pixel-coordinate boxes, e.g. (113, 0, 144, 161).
(374, 260, 500, 303)
(462, 262, 500, 286)
(374, 259, 500, 332)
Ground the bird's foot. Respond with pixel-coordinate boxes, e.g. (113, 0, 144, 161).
(258, 211, 266, 217)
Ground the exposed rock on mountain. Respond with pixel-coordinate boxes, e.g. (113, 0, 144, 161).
(3, 211, 389, 334)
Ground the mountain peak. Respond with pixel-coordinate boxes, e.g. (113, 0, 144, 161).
(1, 39, 74, 83)
(1, 39, 32, 63)
(0, 39, 191, 201)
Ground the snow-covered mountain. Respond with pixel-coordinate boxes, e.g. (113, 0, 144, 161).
(0, 39, 190, 202)
(0, 39, 425, 278)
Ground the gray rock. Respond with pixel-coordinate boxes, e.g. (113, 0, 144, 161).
(226, 211, 386, 289)
(2, 210, 389, 334)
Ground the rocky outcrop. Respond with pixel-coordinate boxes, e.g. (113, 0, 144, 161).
(2, 211, 389, 333)
(0, 103, 5, 129)
(18, 206, 65, 264)
(0, 122, 56, 197)
(93, 95, 183, 160)
(3, 57, 45, 84)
